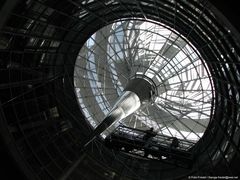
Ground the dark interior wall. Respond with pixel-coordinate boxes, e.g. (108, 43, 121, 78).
(0, 128, 28, 180)
(0, 1, 240, 180)
(0, 2, 28, 179)
(209, 1, 240, 32)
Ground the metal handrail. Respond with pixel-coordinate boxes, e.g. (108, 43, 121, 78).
(111, 125, 196, 151)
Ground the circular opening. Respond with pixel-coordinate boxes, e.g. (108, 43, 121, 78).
(74, 20, 214, 149)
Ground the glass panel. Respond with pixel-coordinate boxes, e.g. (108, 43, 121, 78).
(74, 20, 214, 148)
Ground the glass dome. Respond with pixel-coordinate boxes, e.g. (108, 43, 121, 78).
(74, 20, 214, 147)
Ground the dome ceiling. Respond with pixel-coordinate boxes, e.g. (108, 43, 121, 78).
(74, 20, 214, 147)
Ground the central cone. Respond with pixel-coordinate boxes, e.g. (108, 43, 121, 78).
(82, 78, 156, 148)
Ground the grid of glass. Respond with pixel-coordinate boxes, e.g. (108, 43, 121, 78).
(74, 20, 214, 144)
(1, 0, 240, 179)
